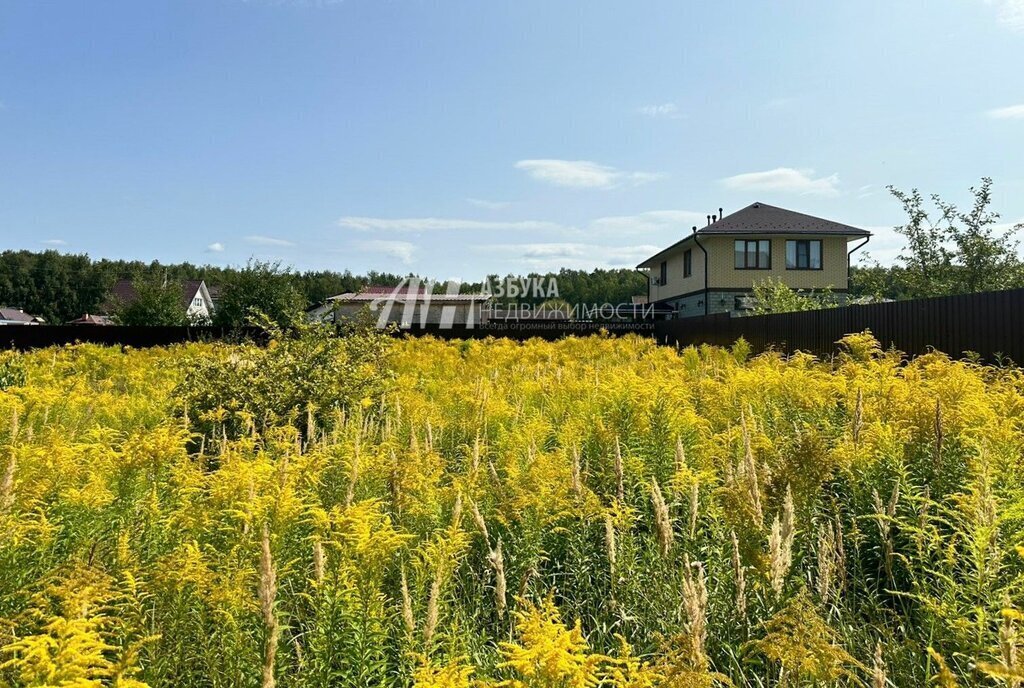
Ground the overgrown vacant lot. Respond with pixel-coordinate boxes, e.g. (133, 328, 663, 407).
(1, 331, 1023, 687)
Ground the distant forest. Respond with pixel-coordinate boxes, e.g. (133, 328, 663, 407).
(0, 247, 1006, 325)
(0, 250, 651, 324)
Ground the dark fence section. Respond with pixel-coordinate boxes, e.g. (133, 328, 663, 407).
(654, 288, 1024, 362)
(3, 289, 1023, 360)
(0, 325, 268, 351)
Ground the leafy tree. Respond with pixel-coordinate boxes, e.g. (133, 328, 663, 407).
(114, 276, 186, 326)
(848, 263, 912, 301)
(213, 259, 306, 328)
(886, 178, 1023, 298)
(0, 250, 112, 323)
(750, 278, 836, 315)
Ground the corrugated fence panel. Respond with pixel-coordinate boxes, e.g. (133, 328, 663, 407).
(2, 289, 1023, 362)
(653, 288, 1024, 362)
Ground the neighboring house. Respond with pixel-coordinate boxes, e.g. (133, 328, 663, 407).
(68, 313, 115, 325)
(109, 279, 216, 323)
(0, 308, 44, 325)
(309, 285, 491, 326)
(636, 202, 871, 318)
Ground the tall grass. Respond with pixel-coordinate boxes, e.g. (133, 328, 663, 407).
(1, 330, 1023, 686)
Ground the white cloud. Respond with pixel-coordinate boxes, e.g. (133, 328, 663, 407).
(487, 242, 661, 270)
(356, 240, 416, 265)
(514, 159, 663, 189)
(763, 96, 801, 110)
(40, 239, 67, 246)
(720, 167, 840, 196)
(637, 103, 680, 118)
(338, 209, 708, 244)
(338, 216, 564, 232)
(466, 198, 511, 210)
(986, 0, 1024, 31)
(245, 234, 295, 247)
(589, 210, 709, 235)
(206, 242, 225, 252)
(988, 104, 1024, 119)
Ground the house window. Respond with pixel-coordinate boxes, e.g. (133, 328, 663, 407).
(786, 240, 822, 270)
(683, 249, 692, 278)
(734, 240, 771, 269)
(659, 261, 667, 285)
(193, 297, 203, 307)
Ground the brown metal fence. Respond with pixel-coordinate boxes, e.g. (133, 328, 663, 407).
(2, 289, 1022, 361)
(653, 288, 1024, 362)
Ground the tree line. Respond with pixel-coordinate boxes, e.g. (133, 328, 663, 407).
(0, 252, 647, 326)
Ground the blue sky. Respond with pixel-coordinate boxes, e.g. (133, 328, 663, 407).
(1, 0, 1022, 280)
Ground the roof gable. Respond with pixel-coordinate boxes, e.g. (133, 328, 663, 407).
(697, 202, 870, 236)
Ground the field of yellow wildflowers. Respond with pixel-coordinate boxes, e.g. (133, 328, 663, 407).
(1, 329, 1023, 687)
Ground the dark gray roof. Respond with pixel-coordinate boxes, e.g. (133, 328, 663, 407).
(698, 202, 870, 236)
(0, 308, 38, 323)
(636, 202, 870, 267)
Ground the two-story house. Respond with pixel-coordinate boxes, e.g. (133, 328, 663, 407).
(636, 202, 870, 318)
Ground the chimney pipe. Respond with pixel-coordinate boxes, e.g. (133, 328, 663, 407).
(719, 207, 723, 220)
(712, 214, 717, 223)
(706, 215, 711, 226)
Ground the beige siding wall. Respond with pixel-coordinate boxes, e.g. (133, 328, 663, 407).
(646, 239, 705, 303)
(704, 235, 850, 290)
(644, 235, 852, 302)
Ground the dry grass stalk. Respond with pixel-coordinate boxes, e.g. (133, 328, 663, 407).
(934, 398, 944, 468)
(0, 453, 15, 514)
(853, 388, 864, 446)
(681, 556, 708, 670)
(305, 404, 316, 451)
(816, 522, 836, 606)
(1000, 603, 1020, 688)
(873, 485, 899, 583)
(312, 539, 325, 585)
(488, 539, 506, 619)
(604, 512, 617, 575)
(769, 485, 795, 596)
(731, 530, 746, 621)
(259, 525, 279, 688)
(738, 413, 764, 527)
(675, 437, 686, 474)
(0, 411, 16, 513)
(470, 499, 489, 545)
(471, 435, 481, 476)
(689, 482, 699, 539)
(614, 438, 624, 503)
(423, 577, 440, 646)
(834, 515, 847, 592)
(571, 446, 582, 497)
(518, 564, 537, 600)
(451, 492, 463, 529)
(872, 642, 887, 688)
(488, 460, 501, 489)
(650, 479, 673, 558)
(400, 568, 415, 635)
